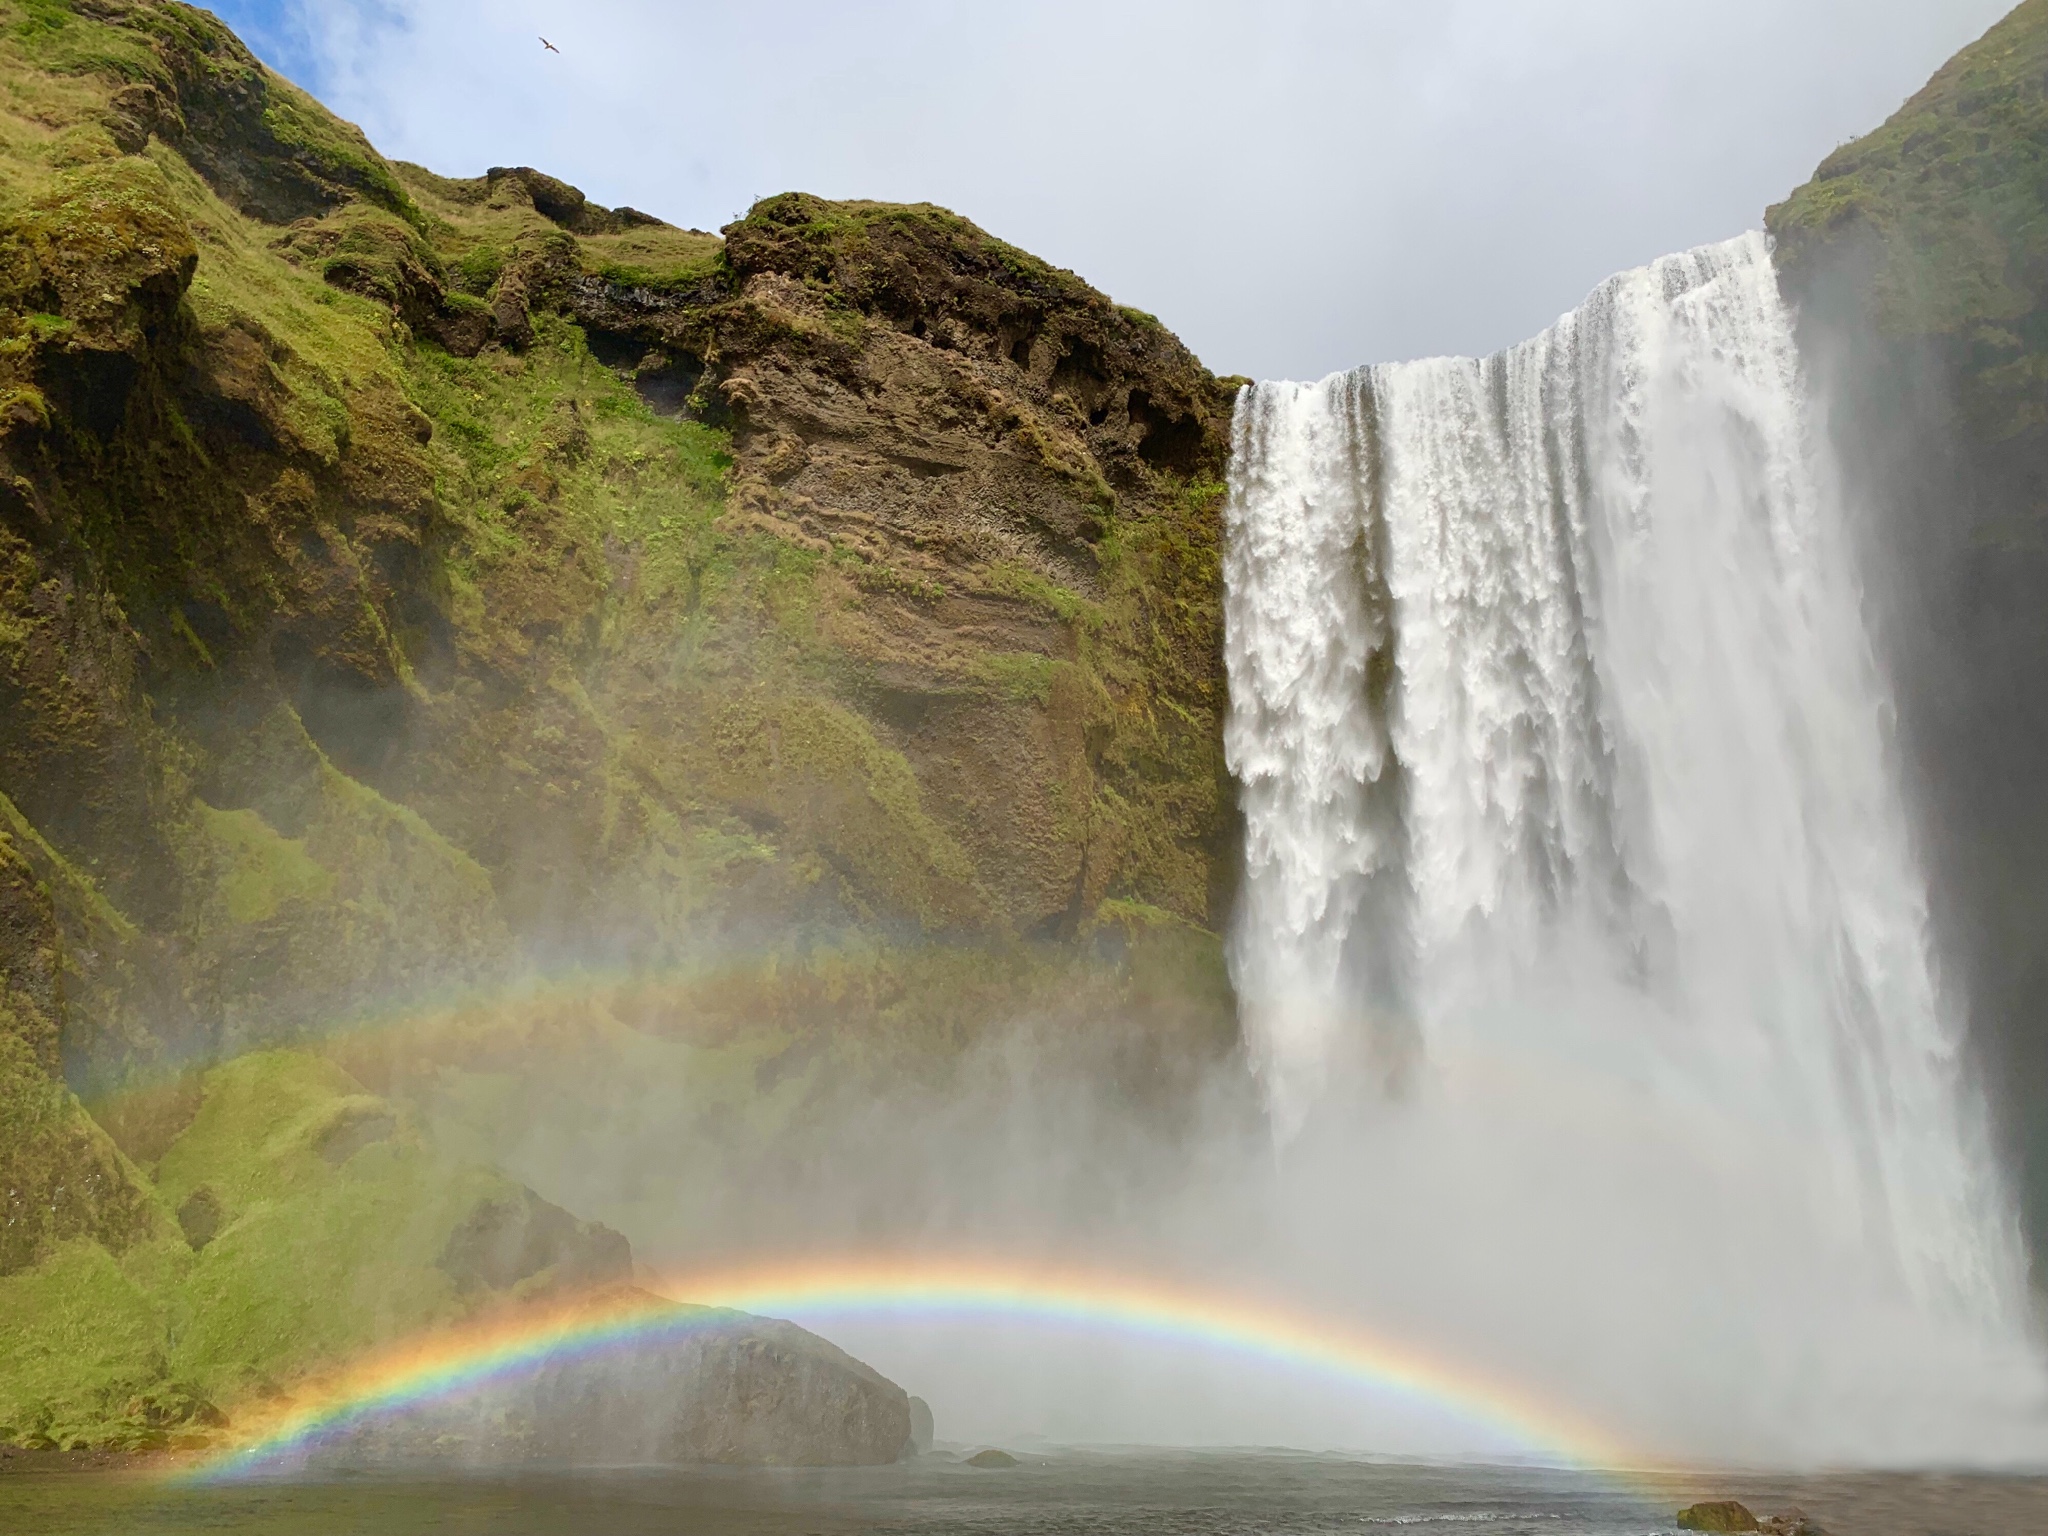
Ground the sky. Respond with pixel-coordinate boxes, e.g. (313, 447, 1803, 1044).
(209, 0, 2012, 381)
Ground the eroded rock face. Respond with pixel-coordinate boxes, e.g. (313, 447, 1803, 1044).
(564, 194, 1240, 937)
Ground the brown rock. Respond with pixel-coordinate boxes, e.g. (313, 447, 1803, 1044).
(1678, 1502, 1760, 1532)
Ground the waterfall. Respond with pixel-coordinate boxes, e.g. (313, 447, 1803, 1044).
(1223, 233, 2020, 1324)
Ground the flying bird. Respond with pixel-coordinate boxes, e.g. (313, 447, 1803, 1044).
(540, 36, 559, 53)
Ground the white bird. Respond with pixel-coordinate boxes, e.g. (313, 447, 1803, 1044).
(540, 36, 560, 53)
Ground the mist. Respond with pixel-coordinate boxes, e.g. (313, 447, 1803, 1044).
(342, 957, 2046, 1465)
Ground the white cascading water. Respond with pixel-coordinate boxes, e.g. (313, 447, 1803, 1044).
(1224, 233, 2042, 1457)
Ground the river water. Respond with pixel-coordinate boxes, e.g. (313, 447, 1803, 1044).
(0, 1451, 1822, 1536)
(13, 1451, 2048, 1535)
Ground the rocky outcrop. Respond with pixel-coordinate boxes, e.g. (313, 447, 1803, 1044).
(313, 1297, 915, 1468)
(522, 1305, 912, 1466)
(0, 2, 1242, 1450)
(560, 193, 1237, 938)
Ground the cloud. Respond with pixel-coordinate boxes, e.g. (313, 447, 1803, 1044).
(221, 0, 2010, 378)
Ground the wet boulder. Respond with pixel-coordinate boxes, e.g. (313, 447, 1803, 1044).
(521, 1304, 912, 1466)
(322, 1295, 912, 1468)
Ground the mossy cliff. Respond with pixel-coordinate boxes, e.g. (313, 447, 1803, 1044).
(0, 0, 1239, 1447)
(0, 0, 1241, 1093)
(1767, 0, 2048, 1268)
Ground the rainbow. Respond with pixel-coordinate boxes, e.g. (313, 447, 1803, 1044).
(183, 1255, 1643, 1480)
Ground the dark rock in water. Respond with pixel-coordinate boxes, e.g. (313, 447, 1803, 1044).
(523, 1306, 910, 1465)
(965, 1447, 1018, 1468)
(1678, 1502, 1759, 1532)
(1759, 1512, 1824, 1536)
(327, 1292, 910, 1468)
(906, 1394, 934, 1454)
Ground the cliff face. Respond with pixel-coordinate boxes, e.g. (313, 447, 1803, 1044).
(0, 0, 1241, 1115)
(0, 0, 1240, 1448)
(1769, 0, 2048, 1269)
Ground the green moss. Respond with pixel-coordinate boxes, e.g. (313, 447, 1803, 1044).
(0, 1046, 609, 1448)
(703, 692, 990, 930)
(971, 650, 1059, 705)
(727, 193, 1098, 319)
(153, 143, 402, 463)
(985, 560, 1099, 626)
(171, 711, 507, 1047)
(0, 1027, 167, 1279)
(0, 1237, 181, 1450)
(452, 242, 504, 295)
(1769, 0, 2048, 437)
(835, 548, 945, 605)
(186, 803, 332, 925)
(275, 202, 446, 317)
(147, 1053, 483, 1398)
(3, 0, 160, 83)
(0, 154, 196, 322)
(256, 75, 424, 230)
(0, 788, 136, 941)
(10, 0, 69, 40)
(1059, 475, 1230, 923)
